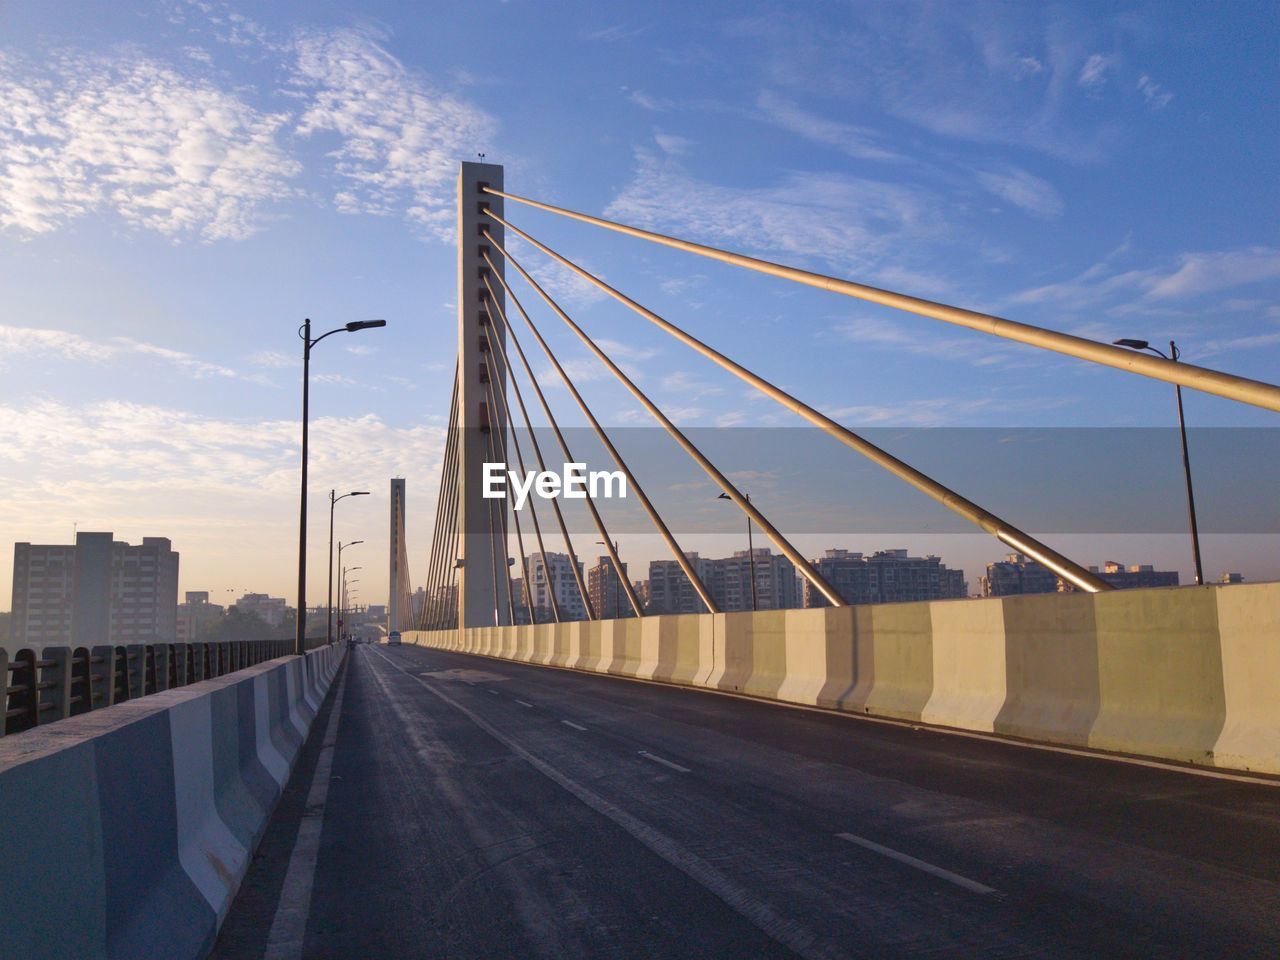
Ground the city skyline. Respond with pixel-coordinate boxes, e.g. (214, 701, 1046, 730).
(2, 1, 1277, 607)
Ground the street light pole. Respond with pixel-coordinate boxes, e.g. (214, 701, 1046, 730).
(295, 318, 386, 656)
(1114, 338, 1205, 585)
(718, 492, 758, 611)
(329, 490, 370, 644)
(337, 541, 363, 641)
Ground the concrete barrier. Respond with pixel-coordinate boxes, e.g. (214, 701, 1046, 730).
(406, 581, 1279, 775)
(0, 644, 344, 960)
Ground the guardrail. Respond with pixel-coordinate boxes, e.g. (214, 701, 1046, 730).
(0, 639, 325, 737)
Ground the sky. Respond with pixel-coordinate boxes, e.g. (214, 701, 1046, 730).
(1, 0, 1277, 612)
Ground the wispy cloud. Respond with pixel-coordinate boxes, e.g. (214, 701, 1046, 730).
(0, 50, 300, 239)
(584, 23, 650, 43)
(1077, 53, 1115, 91)
(291, 28, 497, 240)
(975, 166, 1064, 218)
(653, 132, 692, 156)
(1012, 247, 1280, 307)
(755, 90, 904, 163)
(0, 324, 261, 380)
(660, 370, 723, 401)
(828, 315, 1016, 368)
(1137, 74, 1173, 110)
(604, 151, 947, 278)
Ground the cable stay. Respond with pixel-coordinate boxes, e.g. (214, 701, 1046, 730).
(481, 186, 1280, 415)
(483, 226, 847, 607)
(480, 249, 715, 613)
(483, 208, 1111, 594)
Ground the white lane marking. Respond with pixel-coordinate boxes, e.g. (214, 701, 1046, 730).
(561, 720, 588, 731)
(368, 645, 845, 960)
(638, 751, 691, 774)
(515, 700, 534, 708)
(836, 833, 999, 897)
(487, 689, 499, 695)
(263, 656, 351, 960)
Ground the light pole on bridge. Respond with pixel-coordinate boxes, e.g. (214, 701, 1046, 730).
(337, 542, 363, 641)
(296, 318, 386, 656)
(1114, 338, 1204, 586)
(329, 490, 370, 645)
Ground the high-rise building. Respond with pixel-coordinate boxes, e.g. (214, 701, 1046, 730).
(526, 552, 587, 621)
(11, 533, 179, 647)
(981, 553, 1060, 597)
(1088, 561, 1179, 590)
(587, 556, 633, 619)
(176, 591, 224, 643)
(803, 548, 967, 607)
(646, 553, 716, 614)
(714, 548, 800, 611)
(233, 592, 288, 627)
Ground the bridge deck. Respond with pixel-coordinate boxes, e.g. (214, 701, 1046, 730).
(214, 644, 1280, 959)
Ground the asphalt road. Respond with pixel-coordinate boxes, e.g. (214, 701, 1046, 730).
(214, 643, 1280, 959)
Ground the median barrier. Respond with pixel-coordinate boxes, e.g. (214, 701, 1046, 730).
(0, 643, 344, 960)
(403, 582, 1279, 775)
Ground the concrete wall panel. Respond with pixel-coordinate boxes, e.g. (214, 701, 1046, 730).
(1212, 581, 1280, 772)
(995, 593, 1100, 746)
(1089, 587, 1226, 763)
(775, 608, 837, 707)
(859, 602, 933, 721)
(921, 598, 1007, 732)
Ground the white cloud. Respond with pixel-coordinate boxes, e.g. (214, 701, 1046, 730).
(502, 232, 609, 309)
(755, 90, 904, 163)
(1012, 247, 1280, 306)
(627, 89, 676, 112)
(823, 397, 996, 427)
(291, 28, 497, 240)
(1137, 74, 1173, 110)
(0, 324, 259, 380)
(654, 132, 693, 156)
(975, 166, 1064, 218)
(829, 315, 1015, 368)
(604, 151, 946, 278)
(0, 51, 300, 239)
(661, 370, 722, 399)
(247, 349, 299, 368)
(1078, 53, 1114, 90)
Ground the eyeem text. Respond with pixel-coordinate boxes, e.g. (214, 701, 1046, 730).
(482, 462, 628, 510)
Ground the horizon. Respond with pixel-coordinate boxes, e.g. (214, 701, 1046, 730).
(2, 1, 1277, 610)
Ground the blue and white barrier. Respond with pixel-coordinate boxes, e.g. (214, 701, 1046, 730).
(0, 643, 344, 960)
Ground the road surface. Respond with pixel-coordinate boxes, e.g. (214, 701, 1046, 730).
(213, 642, 1280, 959)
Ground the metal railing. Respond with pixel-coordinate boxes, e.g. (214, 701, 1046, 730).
(0, 639, 305, 738)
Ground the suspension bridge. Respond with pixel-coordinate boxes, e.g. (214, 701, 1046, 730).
(2, 161, 1277, 959)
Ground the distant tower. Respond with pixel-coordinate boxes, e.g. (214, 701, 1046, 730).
(389, 478, 411, 632)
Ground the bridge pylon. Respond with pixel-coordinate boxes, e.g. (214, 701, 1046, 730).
(457, 161, 509, 627)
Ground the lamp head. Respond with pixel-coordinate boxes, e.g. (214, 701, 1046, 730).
(1113, 338, 1149, 351)
(345, 319, 387, 332)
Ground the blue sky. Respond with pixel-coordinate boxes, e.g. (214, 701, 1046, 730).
(1, 0, 1277, 608)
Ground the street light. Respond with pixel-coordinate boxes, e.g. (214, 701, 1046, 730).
(328, 490, 370, 644)
(337, 542, 363, 641)
(1113, 338, 1204, 585)
(596, 540, 621, 619)
(343, 572, 362, 641)
(718, 492, 758, 611)
(296, 318, 386, 655)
